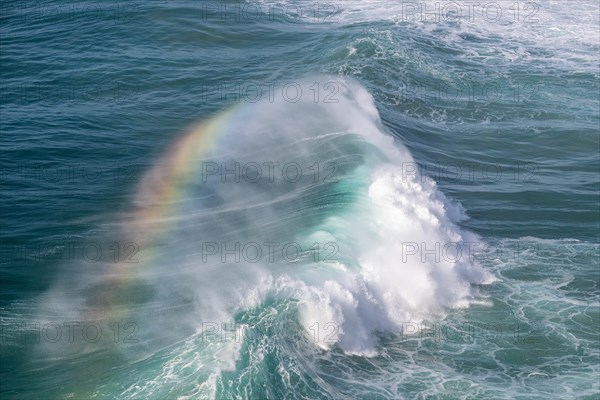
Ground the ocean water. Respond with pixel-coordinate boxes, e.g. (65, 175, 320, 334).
(0, 1, 599, 399)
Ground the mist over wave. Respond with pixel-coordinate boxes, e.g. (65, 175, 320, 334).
(31, 78, 493, 390)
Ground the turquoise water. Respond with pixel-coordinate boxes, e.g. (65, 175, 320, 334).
(1, 1, 599, 399)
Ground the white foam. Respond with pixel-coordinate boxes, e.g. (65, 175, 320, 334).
(292, 163, 496, 355)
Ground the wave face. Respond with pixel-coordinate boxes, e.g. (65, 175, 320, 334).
(28, 77, 493, 397)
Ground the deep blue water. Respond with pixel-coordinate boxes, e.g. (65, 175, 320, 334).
(1, 1, 599, 399)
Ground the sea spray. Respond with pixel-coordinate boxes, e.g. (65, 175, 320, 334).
(31, 76, 494, 396)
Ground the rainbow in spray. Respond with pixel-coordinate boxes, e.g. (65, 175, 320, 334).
(87, 104, 247, 320)
(134, 105, 245, 230)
